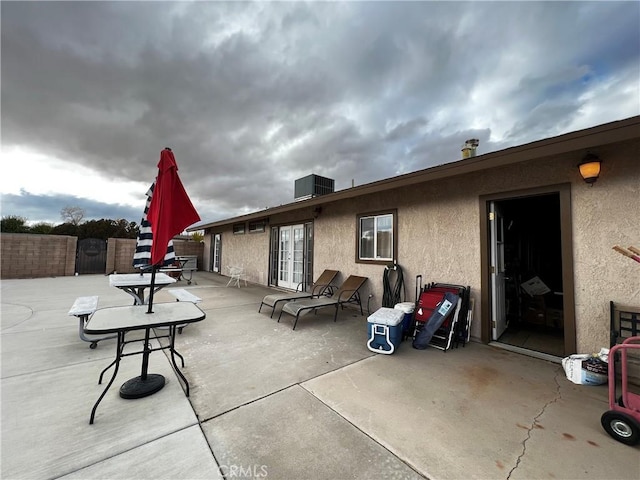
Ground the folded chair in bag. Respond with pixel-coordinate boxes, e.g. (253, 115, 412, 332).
(411, 278, 469, 351)
(278, 275, 368, 330)
(259, 269, 339, 318)
(413, 291, 460, 350)
(428, 283, 471, 348)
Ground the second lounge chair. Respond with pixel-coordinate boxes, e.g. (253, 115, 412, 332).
(258, 269, 339, 318)
(278, 275, 368, 330)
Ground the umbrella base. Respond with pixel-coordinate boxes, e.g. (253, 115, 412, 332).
(119, 374, 165, 399)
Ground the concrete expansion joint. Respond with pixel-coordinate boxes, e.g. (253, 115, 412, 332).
(199, 356, 375, 424)
(506, 367, 563, 479)
(196, 382, 297, 424)
(298, 385, 424, 479)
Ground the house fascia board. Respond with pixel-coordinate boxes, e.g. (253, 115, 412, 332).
(189, 115, 639, 231)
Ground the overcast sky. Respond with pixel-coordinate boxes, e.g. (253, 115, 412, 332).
(2, 1, 639, 227)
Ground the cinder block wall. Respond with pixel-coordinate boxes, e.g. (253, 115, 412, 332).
(0, 234, 204, 279)
(106, 238, 205, 274)
(173, 240, 204, 269)
(106, 238, 139, 274)
(0, 233, 77, 278)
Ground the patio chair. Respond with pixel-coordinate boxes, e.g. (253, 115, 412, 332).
(278, 275, 368, 330)
(259, 269, 339, 318)
(226, 266, 247, 287)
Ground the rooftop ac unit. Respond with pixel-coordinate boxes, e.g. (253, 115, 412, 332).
(294, 174, 335, 200)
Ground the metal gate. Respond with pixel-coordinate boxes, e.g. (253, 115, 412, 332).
(76, 238, 107, 274)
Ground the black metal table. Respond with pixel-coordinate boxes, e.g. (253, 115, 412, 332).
(84, 302, 206, 424)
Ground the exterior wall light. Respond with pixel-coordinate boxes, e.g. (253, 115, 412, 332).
(578, 153, 602, 185)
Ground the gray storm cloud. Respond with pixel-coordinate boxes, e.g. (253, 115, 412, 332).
(2, 1, 638, 224)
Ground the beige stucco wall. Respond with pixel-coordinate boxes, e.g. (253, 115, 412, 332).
(219, 230, 270, 284)
(203, 138, 639, 353)
(204, 208, 319, 284)
(311, 175, 481, 337)
(569, 141, 639, 352)
(202, 235, 212, 273)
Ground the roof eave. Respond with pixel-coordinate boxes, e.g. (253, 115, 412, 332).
(189, 115, 640, 231)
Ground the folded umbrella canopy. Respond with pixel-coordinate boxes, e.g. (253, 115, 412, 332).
(132, 182, 176, 270)
(147, 148, 201, 265)
(139, 148, 201, 313)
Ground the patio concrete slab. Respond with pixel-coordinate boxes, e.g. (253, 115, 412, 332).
(0, 324, 115, 378)
(153, 284, 259, 310)
(2, 307, 91, 333)
(2, 271, 639, 480)
(59, 425, 220, 480)
(0, 302, 33, 330)
(202, 384, 422, 480)
(302, 343, 640, 480)
(510, 380, 640, 480)
(1, 276, 131, 313)
(1, 339, 198, 479)
(177, 302, 373, 420)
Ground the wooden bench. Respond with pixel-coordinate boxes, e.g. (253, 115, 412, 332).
(68, 296, 116, 349)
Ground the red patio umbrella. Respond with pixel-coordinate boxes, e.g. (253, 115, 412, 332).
(147, 148, 200, 265)
(118, 148, 200, 400)
(146, 148, 201, 312)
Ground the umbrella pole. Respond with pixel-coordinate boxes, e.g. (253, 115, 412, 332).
(119, 263, 165, 399)
(147, 265, 157, 314)
(119, 324, 165, 399)
(141, 327, 150, 380)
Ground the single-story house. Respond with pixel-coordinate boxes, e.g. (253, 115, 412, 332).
(190, 116, 640, 359)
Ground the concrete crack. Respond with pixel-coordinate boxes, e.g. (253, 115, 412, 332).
(506, 366, 563, 479)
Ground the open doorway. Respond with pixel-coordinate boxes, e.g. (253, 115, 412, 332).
(495, 193, 564, 356)
(481, 184, 576, 359)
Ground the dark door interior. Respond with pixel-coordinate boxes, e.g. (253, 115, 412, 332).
(495, 193, 565, 357)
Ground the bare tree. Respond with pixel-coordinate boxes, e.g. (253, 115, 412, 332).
(60, 206, 85, 225)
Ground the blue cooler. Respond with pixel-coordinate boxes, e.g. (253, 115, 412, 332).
(367, 307, 405, 354)
(394, 302, 415, 339)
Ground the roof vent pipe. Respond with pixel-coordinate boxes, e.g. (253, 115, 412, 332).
(461, 139, 479, 159)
